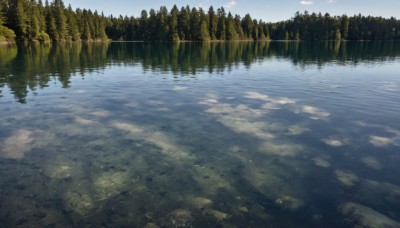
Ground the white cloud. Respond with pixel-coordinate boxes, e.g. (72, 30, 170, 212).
(327, 0, 336, 3)
(300, 0, 314, 5)
(197, 1, 210, 9)
(225, 0, 237, 8)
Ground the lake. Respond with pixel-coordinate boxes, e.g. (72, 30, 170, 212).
(1, 41, 400, 227)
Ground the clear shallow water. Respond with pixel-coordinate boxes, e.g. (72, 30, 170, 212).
(1, 41, 400, 227)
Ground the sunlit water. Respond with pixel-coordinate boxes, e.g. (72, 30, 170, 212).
(1, 41, 400, 227)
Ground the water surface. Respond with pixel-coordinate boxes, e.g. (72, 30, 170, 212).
(1, 41, 400, 227)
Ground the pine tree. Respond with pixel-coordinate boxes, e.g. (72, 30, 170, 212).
(226, 13, 238, 40)
(66, 4, 80, 40)
(148, 9, 157, 40)
(139, 10, 148, 40)
(234, 15, 244, 39)
(0, 1, 5, 26)
(190, 7, 200, 40)
(252, 19, 258, 40)
(169, 5, 179, 42)
(30, 14, 40, 40)
(199, 20, 210, 41)
(53, 0, 67, 40)
(178, 6, 190, 40)
(45, 0, 57, 40)
(157, 6, 169, 40)
(217, 7, 226, 40)
(37, 0, 46, 31)
(98, 12, 108, 40)
(258, 20, 265, 40)
(341, 15, 349, 40)
(8, 0, 28, 39)
(208, 6, 217, 40)
(241, 14, 253, 39)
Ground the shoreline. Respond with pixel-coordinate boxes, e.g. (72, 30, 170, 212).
(2, 39, 398, 46)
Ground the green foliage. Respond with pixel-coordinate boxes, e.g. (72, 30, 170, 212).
(0, 1, 5, 26)
(226, 14, 238, 40)
(217, 7, 226, 40)
(208, 6, 218, 40)
(37, 31, 50, 41)
(0, 25, 16, 41)
(1, 2, 399, 42)
(199, 20, 210, 41)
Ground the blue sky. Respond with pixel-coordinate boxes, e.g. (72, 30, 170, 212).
(63, 0, 400, 22)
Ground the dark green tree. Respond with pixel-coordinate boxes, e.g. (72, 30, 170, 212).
(65, 5, 80, 40)
(208, 6, 218, 40)
(169, 5, 179, 42)
(7, 0, 28, 39)
(226, 12, 238, 40)
(217, 7, 226, 40)
(190, 7, 200, 40)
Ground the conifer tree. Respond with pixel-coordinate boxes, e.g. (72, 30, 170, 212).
(8, 0, 28, 39)
(241, 14, 253, 39)
(169, 5, 179, 42)
(66, 4, 80, 40)
(45, 0, 57, 40)
(200, 20, 210, 41)
(217, 7, 226, 40)
(139, 10, 148, 40)
(37, 0, 46, 31)
(53, 0, 67, 40)
(190, 7, 200, 40)
(226, 13, 238, 40)
(178, 6, 190, 40)
(234, 15, 244, 39)
(341, 15, 349, 40)
(0, 1, 5, 26)
(208, 6, 218, 40)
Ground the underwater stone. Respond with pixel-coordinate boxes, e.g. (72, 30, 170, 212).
(166, 209, 194, 227)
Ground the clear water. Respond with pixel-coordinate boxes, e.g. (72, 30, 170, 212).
(1, 41, 400, 227)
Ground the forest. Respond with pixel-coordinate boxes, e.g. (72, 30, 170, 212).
(1, 0, 400, 42)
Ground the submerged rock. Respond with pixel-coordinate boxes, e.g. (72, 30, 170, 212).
(64, 191, 95, 215)
(185, 196, 213, 209)
(165, 209, 194, 227)
(340, 202, 400, 228)
(204, 209, 230, 221)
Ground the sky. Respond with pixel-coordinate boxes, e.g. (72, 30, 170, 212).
(63, 0, 400, 22)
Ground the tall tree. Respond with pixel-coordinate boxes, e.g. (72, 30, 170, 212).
(66, 4, 80, 40)
(226, 12, 238, 40)
(190, 7, 200, 40)
(178, 6, 190, 40)
(0, 0, 5, 26)
(241, 14, 253, 39)
(217, 7, 226, 40)
(341, 15, 349, 40)
(199, 20, 210, 41)
(208, 6, 218, 40)
(138, 10, 148, 40)
(53, 0, 67, 40)
(7, 0, 28, 39)
(45, 0, 58, 40)
(169, 5, 179, 42)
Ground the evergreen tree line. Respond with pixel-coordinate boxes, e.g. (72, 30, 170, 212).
(0, 0, 108, 42)
(1, 0, 399, 42)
